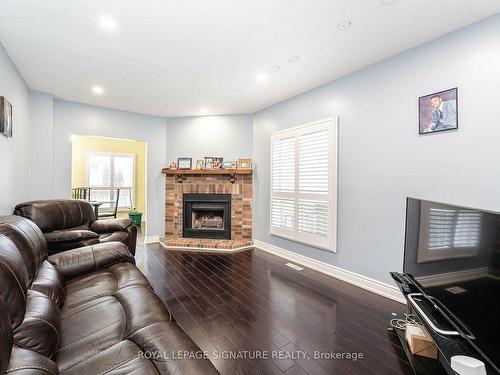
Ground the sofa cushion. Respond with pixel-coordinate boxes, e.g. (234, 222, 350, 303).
(61, 339, 158, 375)
(48, 242, 133, 281)
(62, 262, 151, 316)
(14, 200, 95, 233)
(57, 296, 127, 371)
(44, 230, 98, 245)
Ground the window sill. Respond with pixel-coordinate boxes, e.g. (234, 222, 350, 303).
(270, 230, 336, 253)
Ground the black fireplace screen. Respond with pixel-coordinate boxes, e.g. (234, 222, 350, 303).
(183, 194, 231, 239)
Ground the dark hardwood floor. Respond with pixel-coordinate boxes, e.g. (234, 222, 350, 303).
(136, 241, 412, 375)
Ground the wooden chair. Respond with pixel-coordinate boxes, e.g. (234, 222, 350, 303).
(98, 188, 120, 219)
(72, 187, 91, 200)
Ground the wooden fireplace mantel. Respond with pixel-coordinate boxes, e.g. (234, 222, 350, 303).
(162, 169, 252, 183)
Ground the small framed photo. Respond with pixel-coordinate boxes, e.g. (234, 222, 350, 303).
(213, 157, 223, 170)
(419, 88, 458, 135)
(204, 157, 214, 170)
(238, 158, 252, 170)
(195, 160, 205, 170)
(0, 96, 13, 138)
(222, 161, 237, 170)
(177, 157, 192, 170)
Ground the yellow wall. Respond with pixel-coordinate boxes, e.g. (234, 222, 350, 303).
(71, 135, 147, 220)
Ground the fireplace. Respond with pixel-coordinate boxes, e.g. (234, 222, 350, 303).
(183, 194, 231, 239)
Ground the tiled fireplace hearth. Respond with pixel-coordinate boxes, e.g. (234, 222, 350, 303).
(162, 170, 252, 250)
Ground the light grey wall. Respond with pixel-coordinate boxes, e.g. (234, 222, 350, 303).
(166, 114, 253, 164)
(253, 14, 500, 284)
(52, 100, 167, 237)
(0, 44, 30, 214)
(29, 90, 54, 199)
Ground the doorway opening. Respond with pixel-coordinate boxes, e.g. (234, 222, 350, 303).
(71, 135, 148, 234)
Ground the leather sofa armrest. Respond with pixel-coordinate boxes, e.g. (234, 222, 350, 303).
(90, 218, 133, 233)
(47, 242, 134, 280)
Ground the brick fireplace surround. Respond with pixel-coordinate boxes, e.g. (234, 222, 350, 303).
(163, 172, 252, 249)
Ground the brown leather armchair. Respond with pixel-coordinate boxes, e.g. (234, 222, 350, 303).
(14, 199, 137, 255)
(0, 215, 219, 374)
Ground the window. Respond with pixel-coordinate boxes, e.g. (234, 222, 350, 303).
(417, 202, 481, 263)
(270, 117, 338, 251)
(87, 153, 135, 210)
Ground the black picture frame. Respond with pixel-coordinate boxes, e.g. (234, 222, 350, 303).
(0, 96, 13, 138)
(177, 157, 192, 170)
(418, 88, 458, 135)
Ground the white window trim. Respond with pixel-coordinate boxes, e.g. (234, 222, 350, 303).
(85, 151, 136, 211)
(270, 116, 338, 252)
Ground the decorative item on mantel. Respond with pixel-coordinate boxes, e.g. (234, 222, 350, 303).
(237, 158, 252, 170)
(177, 157, 192, 170)
(165, 161, 177, 170)
(195, 160, 205, 170)
(204, 157, 214, 170)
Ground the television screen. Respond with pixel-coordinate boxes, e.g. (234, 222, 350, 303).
(404, 198, 500, 369)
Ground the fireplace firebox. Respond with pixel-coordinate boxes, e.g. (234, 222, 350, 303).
(183, 194, 231, 239)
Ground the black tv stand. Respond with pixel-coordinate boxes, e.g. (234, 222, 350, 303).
(390, 272, 496, 375)
(389, 314, 447, 375)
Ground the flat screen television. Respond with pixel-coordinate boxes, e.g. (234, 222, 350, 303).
(404, 198, 500, 371)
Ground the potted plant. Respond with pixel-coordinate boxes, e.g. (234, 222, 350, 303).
(128, 208, 142, 226)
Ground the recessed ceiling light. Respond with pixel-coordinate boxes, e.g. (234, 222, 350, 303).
(256, 73, 268, 83)
(288, 56, 301, 63)
(91, 85, 104, 95)
(270, 66, 281, 72)
(381, 0, 397, 5)
(337, 20, 351, 31)
(99, 15, 117, 31)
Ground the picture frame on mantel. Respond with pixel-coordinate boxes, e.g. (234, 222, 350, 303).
(0, 96, 13, 138)
(177, 157, 192, 170)
(204, 157, 214, 170)
(238, 158, 252, 170)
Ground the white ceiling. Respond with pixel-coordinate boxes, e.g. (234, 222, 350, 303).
(0, 0, 499, 118)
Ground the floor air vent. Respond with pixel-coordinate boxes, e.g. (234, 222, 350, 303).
(285, 263, 304, 271)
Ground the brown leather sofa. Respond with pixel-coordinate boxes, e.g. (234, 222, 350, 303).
(0, 215, 219, 374)
(14, 199, 138, 255)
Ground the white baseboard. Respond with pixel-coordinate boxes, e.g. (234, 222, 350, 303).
(144, 235, 160, 244)
(253, 240, 405, 304)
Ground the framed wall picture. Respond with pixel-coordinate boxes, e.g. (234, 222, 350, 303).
(195, 160, 205, 170)
(0, 96, 13, 138)
(237, 158, 252, 170)
(204, 157, 214, 170)
(419, 88, 458, 135)
(177, 157, 192, 170)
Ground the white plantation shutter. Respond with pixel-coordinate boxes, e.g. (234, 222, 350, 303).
(270, 118, 338, 251)
(272, 137, 295, 193)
